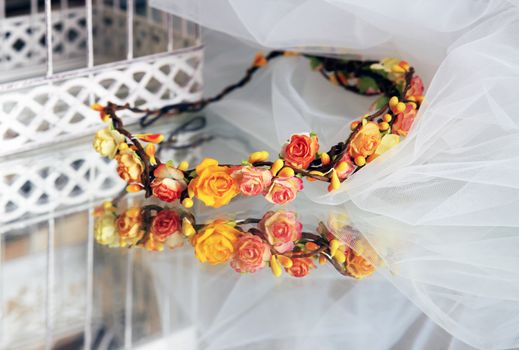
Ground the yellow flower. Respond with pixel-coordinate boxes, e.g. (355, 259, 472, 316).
(93, 127, 125, 159)
(115, 147, 144, 183)
(188, 158, 239, 208)
(368, 134, 401, 162)
(94, 213, 119, 247)
(193, 220, 240, 265)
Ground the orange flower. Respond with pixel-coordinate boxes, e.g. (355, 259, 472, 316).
(115, 148, 144, 183)
(286, 257, 316, 278)
(345, 241, 377, 279)
(188, 159, 239, 208)
(231, 233, 271, 273)
(281, 133, 319, 169)
(115, 208, 144, 247)
(151, 164, 187, 202)
(392, 103, 417, 137)
(193, 220, 240, 265)
(347, 122, 381, 159)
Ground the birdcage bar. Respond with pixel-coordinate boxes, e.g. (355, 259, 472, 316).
(167, 14, 174, 52)
(125, 249, 135, 349)
(45, 0, 54, 77)
(127, 0, 135, 60)
(84, 207, 95, 349)
(45, 216, 56, 349)
(86, 0, 95, 68)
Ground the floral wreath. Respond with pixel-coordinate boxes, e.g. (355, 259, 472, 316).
(95, 200, 378, 279)
(92, 51, 424, 208)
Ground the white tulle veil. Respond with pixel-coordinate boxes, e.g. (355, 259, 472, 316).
(148, 1, 519, 349)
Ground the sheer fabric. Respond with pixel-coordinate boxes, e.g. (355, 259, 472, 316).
(151, 1, 519, 349)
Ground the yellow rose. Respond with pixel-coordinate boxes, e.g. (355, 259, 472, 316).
(115, 147, 144, 183)
(193, 220, 240, 264)
(93, 127, 125, 159)
(94, 213, 119, 247)
(188, 158, 239, 208)
(347, 122, 381, 159)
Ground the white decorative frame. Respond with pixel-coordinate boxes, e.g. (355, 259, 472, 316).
(0, 2, 203, 157)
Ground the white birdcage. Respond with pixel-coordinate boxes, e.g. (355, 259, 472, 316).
(0, 0, 203, 223)
(0, 1, 204, 349)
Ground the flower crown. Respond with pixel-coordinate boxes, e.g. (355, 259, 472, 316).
(95, 200, 378, 279)
(92, 52, 424, 208)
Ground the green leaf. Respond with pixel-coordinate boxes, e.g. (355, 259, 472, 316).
(166, 160, 175, 167)
(373, 95, 389, 110)
(188, 170, 197, 178)
(309, 57, 322, 70)
(358, 76, 379, 94)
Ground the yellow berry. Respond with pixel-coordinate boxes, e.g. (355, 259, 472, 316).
(335, 161, 349, 174)
(391, 64, 405, 73)
(395, 102, 406, 114)
(270, 255, 282, 277)
(379, 122, 390, 131)
(329, 239, 341, 257)
(178, 161, 189, 171)
(181, 217, 196, 237)
(320, 152, 331, 166)
(278, 167, 295, 178)
(389, 96, 399, 109)
(328, 169, 341, 192)
(182, 198, 194, 209)
(350, 121, 360, 131)
(334, 249, 346, 264)
(354, 156, 366, 167)
(270, 159, 284, 176)
(383, 114, 392, 122)
(248, 151, 269, 164)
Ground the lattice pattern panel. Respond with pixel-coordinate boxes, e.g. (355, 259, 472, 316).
(0, 144, 123, 223)
(0, 8, 87, 72)
(0, 6, 184, 73)
(0, 50, 203, 156)
(0, 122, 205, 223)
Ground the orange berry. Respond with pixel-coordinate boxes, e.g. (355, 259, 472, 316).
(305, 242, 320, 251)
(383, 114, 392, 122)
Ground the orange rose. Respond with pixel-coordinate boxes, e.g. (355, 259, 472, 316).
(231, 233, 271, 273)
(281, 133, 319, 169)
(286, 257, 316, 278)
(392, 103, 417, 137)
(347, 122, 381, 159)
(151, 164, 187, 202)
(264, 176, 303, 205)
(188, 158, 240, 208)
